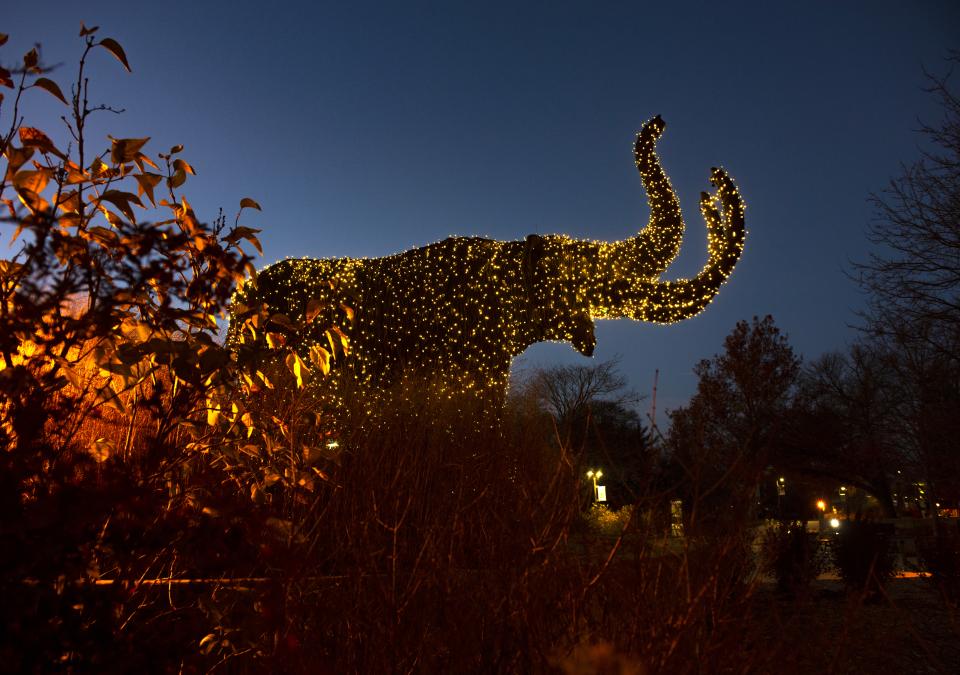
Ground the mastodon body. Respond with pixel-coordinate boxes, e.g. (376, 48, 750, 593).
(230, 117, 746, 391)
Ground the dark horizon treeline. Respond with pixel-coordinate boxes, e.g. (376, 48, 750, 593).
(523, 310, 958, 528)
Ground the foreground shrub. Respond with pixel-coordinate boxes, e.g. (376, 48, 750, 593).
(761, 520, 825, 597)
(831, 518, 896, 598)
(0, 25, 337, 671)
(917, 521, 960, 607)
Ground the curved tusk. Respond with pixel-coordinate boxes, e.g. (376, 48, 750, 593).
(607, 115, 685, 280)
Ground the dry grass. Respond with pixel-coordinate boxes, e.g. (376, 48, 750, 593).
(6, 371, 959, 673)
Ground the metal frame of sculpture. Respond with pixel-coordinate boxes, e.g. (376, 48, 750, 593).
(228, 116, 746, 395)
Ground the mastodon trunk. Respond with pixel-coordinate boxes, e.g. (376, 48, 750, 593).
(625, 167, 746, 323)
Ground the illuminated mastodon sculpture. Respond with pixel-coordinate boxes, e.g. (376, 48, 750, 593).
(230, 116, 745, 392)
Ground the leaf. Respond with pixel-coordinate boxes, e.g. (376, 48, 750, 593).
(3, 145, 34, 176)
(296, 472, 315, 491)
(242, 231, 262, 255)
(168, 168, 187, 189)
(269, 313, 296, 331)
(23, 48, 38, 72)
(110, 137, 149, 164)
(13, 169, 49, 194)
(309, 344, 331, 376)
(57, 190, 81, 213)
(79, 23, 99, 37)
(89, 438, 114, 463)
(58, 213, 82, 229)
(173, 158, 196, 175)
(89, 157, 110, 178)
(330, 325, 350, 354)
(240, 197, 261, 211)
(65, 161, 88, 184)
(0, 34, 8, 46)
(240, 412, 255, 437)
(15, 187, 49, 215)
(265, 332, 286, 349)
(206, 396, 221, 426)
(286, 351, 308, 388)
(133, 173, 163, 206)
(325, 329, 337, 357)
(0, 67, 12, 89)
(100, 189, 144, 223)
(133, 152, 158, 171)
(306, 298, 325, 324)
(341, 303, 355, 323)
(199, 633, 218, 655)
(52, 356, 83, 389)
(0, 259, 25, 279)
(99, 208, 125, 228)
(33, 77, 68, 105)
(256, 370, 275, 389)
(178, 196, 199, 230)
(169, 144, 184, 155)
(19, 127, 66, 159)
(85, 226, 120, 247)
(97, 38, 131, 72)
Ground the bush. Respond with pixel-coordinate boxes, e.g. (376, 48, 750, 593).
(584, 503, 634, 536)
(761, 520, 825, 597)
(0, 25, 335, 671)
(831, 518, 896, 598)
(917, 521, 960, 607)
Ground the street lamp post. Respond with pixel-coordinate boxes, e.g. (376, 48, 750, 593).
(586, 469, 603, 502)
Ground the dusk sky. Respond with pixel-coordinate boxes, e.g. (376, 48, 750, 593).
(6, 1, 959, 414)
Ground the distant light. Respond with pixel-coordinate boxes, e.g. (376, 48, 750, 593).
(829, 518, 840, 529)
(326, 440, 339, 449)
(816, 500, 826, 512)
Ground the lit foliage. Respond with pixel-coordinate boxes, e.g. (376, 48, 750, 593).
(230, 116, 746, 394)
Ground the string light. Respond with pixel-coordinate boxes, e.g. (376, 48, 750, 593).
(229, 116, 746, 397)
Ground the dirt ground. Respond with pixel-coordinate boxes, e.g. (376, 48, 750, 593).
(752, 578, 960, 674)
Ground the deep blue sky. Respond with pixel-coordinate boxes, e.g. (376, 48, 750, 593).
(6, 2, 959, 414)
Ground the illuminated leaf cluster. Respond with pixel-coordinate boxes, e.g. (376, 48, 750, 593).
(230, 116, 746, 395)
